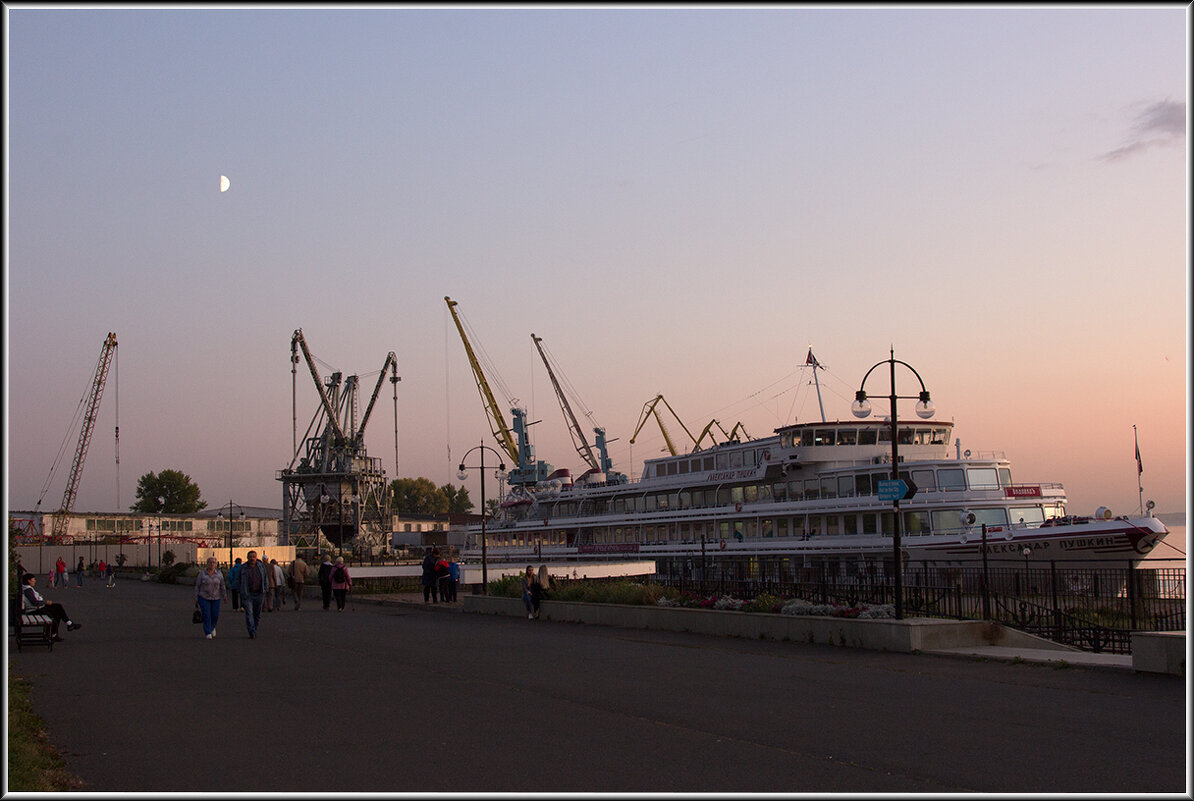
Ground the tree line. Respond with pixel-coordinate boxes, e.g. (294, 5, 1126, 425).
(130, 470, 473, 516)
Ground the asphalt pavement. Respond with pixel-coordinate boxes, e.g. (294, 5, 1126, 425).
(7, 577, 1188, 793)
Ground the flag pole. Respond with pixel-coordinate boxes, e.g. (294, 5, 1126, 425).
(1134, 425, 1143, 515)
(807, 347, 826, 423)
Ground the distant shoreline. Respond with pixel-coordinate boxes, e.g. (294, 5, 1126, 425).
(1157, 511, 1186, 527)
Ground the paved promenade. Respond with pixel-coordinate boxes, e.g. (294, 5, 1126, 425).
(8, 578, 1187, 793)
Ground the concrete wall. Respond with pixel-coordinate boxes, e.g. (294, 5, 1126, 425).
(1130, 632, 1186, 676)
(462, 595, 1007, 653)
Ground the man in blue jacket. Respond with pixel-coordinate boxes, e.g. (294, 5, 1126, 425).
(237, 551, 269, 639)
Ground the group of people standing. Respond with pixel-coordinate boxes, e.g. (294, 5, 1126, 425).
(420, 547, 459, 603)
(193, 551, 354, 640)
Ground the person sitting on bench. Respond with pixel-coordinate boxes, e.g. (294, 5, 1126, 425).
(21, 573, 82, 642)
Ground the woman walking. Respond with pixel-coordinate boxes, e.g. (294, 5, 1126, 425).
(330, 557, 352, 612)
(194, 556, 228, 639)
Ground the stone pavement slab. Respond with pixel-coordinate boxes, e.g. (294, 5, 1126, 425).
(7, 579, 1187, 793)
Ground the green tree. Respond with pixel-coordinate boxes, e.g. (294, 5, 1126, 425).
(440, 482, 473, 514)
(389, 477, 446, 515)
(131, 469, 207, 514)
(389, 478, 474, 515)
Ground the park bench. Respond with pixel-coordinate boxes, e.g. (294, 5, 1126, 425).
(9, 594, 55, 652)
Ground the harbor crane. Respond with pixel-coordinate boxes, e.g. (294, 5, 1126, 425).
(629, 394, 701, 457)
(279, 329, 395, 552)
(36, 333, 118, 543)
(531, 333, 625, 484)
(445, 297, 553, 487)
(691, 418, 751, 452)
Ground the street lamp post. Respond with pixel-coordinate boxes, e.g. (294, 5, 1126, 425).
(217, 501, 245, 567)
(458, 440, 506, 595)
(852, 347, 935, 620)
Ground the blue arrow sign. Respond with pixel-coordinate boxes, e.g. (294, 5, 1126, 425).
(878, 479, 918, 502)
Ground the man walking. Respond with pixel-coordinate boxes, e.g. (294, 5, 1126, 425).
(238, 551, 269, 639)
(289, 555, 309, 610)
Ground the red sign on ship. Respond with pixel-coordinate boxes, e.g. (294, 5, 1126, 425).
(1005, 486, 1042, 498)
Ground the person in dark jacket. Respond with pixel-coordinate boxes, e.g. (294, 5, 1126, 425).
(318, 554, 334, 611)
(421, 548, 439, 604)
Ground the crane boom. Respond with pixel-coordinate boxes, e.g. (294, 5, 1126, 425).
(356, 351, 397, 447)
(52, 333, 118, 541)
(532, 333, 599, 471)
(292, 329, 347, 445)
(630, 394, 700, 457)
(444, 297, 519, 465)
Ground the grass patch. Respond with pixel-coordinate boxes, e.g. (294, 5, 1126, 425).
(7, 669, 84, 791)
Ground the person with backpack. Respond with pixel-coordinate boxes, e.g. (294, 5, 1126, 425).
(330, 557, 352, 612)
(318, 554, 334, 611)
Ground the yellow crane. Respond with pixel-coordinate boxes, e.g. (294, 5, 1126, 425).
(629, 394, 699, 457)
(444, 296, 519, 466)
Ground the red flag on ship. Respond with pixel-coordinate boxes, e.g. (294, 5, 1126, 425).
(805, 348, 818, 367)
(1135, 441, 1143, 476)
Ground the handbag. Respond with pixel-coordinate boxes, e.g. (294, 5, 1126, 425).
(192, 603, 202, 624)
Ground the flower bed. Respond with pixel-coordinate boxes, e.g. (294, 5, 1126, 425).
(657, 591, 895, 619)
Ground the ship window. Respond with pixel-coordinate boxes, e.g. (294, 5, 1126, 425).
(645, 495, 656, 511)
(844, 514, 858, 535)
(716, 453, 729, 469)
(678, 460, 689, 474)
(678, 523, 689, 541)
(658, 493, 670, 510)
(703, 456, 714, 471)
(879, 427, 892, 443)
(744, 450, 757, 467)
(861, 513, 878, 534)
(938, 468, 965, 491)
(804, 479, 820, 500)
(932, 428, 949, 445)
(719, 521, 731, 540)
(758, 483, 772, 501)
(931, 509, 965, 534)
(1010, 507, 1044, 527)
(679, 491, 691, 508)
(880, 511, 895, 536)
(973, 508, 1009, 528)
(966, 467, 999, 489)
(814, 429, 835, 446)
(912, 469, 936, 492)
(730, 486, 744, 505)
(667, 461, 678, 476)
(837, 476, 854, 498)
(772, 482, 787, 501)
(903, 510, 930, 535)
(825, 516, 841, 535)
(801, 430, 815, 446)
(837, 429, 858, 446)
(730, 451, 743, 468)
(744, 485, 758, 503)
(855, 474, 873, 496)
(858, 428, 878, 445)
(808, 515, 823, 535)
(820, 477, 837, 498)
(898, 428, 914, 445)
(704, 489, 716, 506)
(998, 467, 1012, 486)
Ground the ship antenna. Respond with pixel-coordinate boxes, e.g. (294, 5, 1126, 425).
(806, 347, 826, 423)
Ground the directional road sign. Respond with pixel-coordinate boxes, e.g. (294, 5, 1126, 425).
(877, 478, 918, 502)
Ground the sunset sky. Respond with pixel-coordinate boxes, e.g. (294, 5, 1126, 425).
(5, 6, 1188, 520)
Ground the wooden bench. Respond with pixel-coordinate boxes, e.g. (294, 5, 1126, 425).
(10, 595, 54, 652)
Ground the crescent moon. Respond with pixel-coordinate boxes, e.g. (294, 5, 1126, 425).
(220, 175, 230, 192)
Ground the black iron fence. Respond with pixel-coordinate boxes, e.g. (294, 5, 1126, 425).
(646, 559, 1185, 654)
